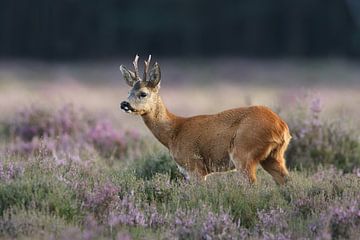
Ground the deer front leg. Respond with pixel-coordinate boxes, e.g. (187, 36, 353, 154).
(173, 157, 208, 181)
(176, 163, 191, 181)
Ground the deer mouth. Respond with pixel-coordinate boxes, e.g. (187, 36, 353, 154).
(120, 101, 137, 113)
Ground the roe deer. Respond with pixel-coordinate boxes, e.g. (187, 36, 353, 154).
(120, 55, 291, 184)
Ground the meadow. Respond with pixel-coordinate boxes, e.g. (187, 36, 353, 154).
(0, 59, 360, 239)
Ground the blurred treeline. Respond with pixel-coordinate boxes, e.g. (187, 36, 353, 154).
(1, 0, 359, 60)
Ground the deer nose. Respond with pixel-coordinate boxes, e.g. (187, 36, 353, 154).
(120, 101, 135, 113)
(120, 101, 130, 110)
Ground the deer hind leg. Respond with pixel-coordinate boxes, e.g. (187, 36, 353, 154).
(229, 145, 272, 184)
(229, 134, 276, 184)
(260, 143, 289, 185)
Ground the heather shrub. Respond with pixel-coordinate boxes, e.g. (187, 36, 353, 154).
(0, 161, 24, 182)
(327, 200, 360, 239)
(84, 181, 120, 220)
(130, 152, 183, 181)
(285, 94, 360, 172)
(0, 208, 71, 239)
(1, 104, 141, 160)
(200, 209, 248, 240)
(0, 167, 81, 222)
(1, 100, 360, 239)
(107, 193, 165, 229)
(169, 209, 200, 239)
(255, 207, 291, 239)
(9, 104, 92, 141)
(173, 171, 288, 228)
(168, 207, 248, 240)
(1, 150, 360, 239)
(56, 215, 105, 240)
(142, 173, 180, 204)
(88, 119, 140, 159)
(56, 215, 136, 240)
(309, 199, 360, 239)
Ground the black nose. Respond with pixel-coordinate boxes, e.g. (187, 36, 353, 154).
(120, 101, 135, 112)
(120, 101, 130, 110)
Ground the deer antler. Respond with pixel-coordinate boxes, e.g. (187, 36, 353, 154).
(132, 54, 140, 80)
(143, 55, 152, 82)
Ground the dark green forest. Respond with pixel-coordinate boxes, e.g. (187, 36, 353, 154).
(1, 0, 360, 59)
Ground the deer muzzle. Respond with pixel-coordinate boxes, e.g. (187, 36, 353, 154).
(120, 101, 136, 113)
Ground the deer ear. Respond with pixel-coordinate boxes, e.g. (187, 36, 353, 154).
(120, 65, 137, 87)
(148, 62, 161, 88)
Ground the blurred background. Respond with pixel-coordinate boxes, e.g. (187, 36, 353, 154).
(0, 0, 360, 131)
(1, 0, 360, 59)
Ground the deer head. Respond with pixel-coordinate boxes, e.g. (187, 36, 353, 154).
(120, 55, 161, 115)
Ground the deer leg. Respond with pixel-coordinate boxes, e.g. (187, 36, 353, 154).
(241, 161, 258, 184)
(229, 150, 259, 183)
(260, 140, 290, 185)
(229, 142, 275, 184)
(260, 156, 289, 185)
(175, 158, 207, 181)
(228, 127, 279, 184)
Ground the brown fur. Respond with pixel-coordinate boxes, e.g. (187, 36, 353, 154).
(120, 56, 291, 184)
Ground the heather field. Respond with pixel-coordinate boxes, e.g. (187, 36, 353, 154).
(1, 60, 360, 239)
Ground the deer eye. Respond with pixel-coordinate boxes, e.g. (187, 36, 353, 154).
(139, 92, 148, 98)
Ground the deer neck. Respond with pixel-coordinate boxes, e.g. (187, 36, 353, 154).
(141, 97, 181, 148)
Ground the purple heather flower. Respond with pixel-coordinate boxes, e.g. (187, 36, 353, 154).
(0, 161, 4, 180)
(109, 194, 164, 227)
(256, 207, 291, 240)
(258, 207, 288, 230)
(0, 161, 24, 181)
(201, 210, 242, 240)
(7, 162, 15, 179)
(310, 97, 322, 114)
(86, 182, 119, 208)
(84, 182, 120, 221)
(7, 105, 141, 160)
(310, 200, 360, 239)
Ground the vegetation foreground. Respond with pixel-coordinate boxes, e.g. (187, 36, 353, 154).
(1, 95, 360, 240)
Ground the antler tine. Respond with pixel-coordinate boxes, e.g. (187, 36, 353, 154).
(132, 54, 140, 80)
(143, 55, 152, 81)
